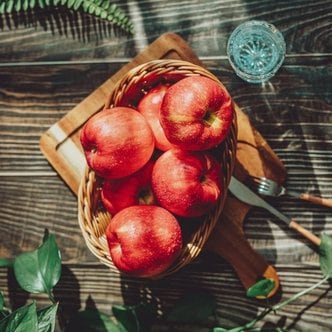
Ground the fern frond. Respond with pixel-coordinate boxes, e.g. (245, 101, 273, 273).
(38, 0, 45, 9)
(1, 0, 134, 33)
(15, 0, 21, 11)
(6, 0, 14, 13)
(0, 2, 6, 14)
(81, 0, 133, 32)
(23, 0, 29, 10)
(72, 0, 83, 10)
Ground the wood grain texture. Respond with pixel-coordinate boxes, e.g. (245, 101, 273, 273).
(0, 262, 330, 331)
(0, 0, 331, 331)
(0, 0, 331, 62)
(0, 57, 331, 330)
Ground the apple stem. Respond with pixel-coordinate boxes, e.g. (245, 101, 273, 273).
(138, 189, 154, 205)
(200, 175, 208, 184)
(203, 111, 216, 126)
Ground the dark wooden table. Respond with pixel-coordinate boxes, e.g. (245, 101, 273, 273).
(1, 1, 331, 331)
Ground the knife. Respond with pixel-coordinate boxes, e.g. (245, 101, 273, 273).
(228, 176, 321, 246)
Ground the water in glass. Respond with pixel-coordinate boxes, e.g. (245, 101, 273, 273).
(227, 20, 286, 83)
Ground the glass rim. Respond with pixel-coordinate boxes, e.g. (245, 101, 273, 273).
(226, 20, 286, 83)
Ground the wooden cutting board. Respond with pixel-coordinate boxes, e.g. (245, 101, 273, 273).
(40, 32, 287, 297)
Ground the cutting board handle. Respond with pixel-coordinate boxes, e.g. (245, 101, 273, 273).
(206, 197, 279, 298)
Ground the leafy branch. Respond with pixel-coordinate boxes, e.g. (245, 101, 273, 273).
(167, 233, 332, 332)
(0, 231, 331, 331)
(0, 230, 156, 331)
(0, 0, 134, 33)
(212, 276, 329, 332)
(0, 230, 61, 331)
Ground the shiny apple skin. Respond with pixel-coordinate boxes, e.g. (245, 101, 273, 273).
(160, 76, 234, 151)
(137, 84, 175, 151)
(151, 149, 223, 217)
(106, 205, 182, 277)
(101, 160, 155, 214)
(80, 107, 155, 179)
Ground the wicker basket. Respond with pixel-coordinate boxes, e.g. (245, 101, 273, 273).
(78, 59, 238, 278)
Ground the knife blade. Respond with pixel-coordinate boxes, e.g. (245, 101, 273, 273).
(228, 176, 321, 246)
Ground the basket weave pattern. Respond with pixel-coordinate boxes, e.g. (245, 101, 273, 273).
(78, 59, 238, 278)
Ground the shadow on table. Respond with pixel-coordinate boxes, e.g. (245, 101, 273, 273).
(118, 251, 284, 331)
(237, 70, 330, 240)
(6, 268, 30, 311)
(6, 264, 81, 330)
(53, 265, 81, 330)
(210, 56, 330, 246)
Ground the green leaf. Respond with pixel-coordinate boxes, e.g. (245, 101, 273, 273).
(1, 0, 133, 33)
(66, 309, 121, 332)
(0, 258, 14, 268)
(29, 0, 36, 9)
(13, 231, 61, 296)
(38, 0, 45, 8)
(23, 0, 29, 10)
(15, 0, 22, 11)
(319, 233, 332, 278)
(0, 291, 4, 311)
(167, 291, 217, 324)
(94, 6, 101, 16)
(6, 0, 14, 13)
(73, 0, 83, 10)
(112, 305, 139, 332)
(67, 0, 76, 9)
(246, 278, 275, 298)
(0, 1, 5, 14)
(108, 3, 116, 13)
(80, 0, 133, 33)
(0, 291, 10, 321)
(37, 303, 58, 332)
(0, 302, 38, 332)
(100, 9, 107, 19)
(82, 0, 92, 12)
(115, 11, 125, 20)
(101, 0, 109, 10)
(88, 3, 95, 14)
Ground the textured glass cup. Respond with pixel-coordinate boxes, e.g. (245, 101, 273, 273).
(227, 20, 286, 83)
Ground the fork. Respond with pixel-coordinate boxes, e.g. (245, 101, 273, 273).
(250, 176, 332, 208)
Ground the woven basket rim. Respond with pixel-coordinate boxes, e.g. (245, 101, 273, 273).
(78, 59, 238, 278)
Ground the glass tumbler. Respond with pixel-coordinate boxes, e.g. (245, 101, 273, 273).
(227, 20, 286, 83)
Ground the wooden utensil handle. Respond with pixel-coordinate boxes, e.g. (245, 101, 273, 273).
(289, 219, 321, 246)
(299, 193, 332, 208)
(206, 209, 280, 299)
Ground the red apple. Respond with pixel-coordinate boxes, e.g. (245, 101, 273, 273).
(160, 76, 234, 151)
(80, 107, 155, 179)
(152, 149, 222, 217)
(106, 205, 182, 277)
(137, 84, 175, 151)
(101, 160, 155, 215)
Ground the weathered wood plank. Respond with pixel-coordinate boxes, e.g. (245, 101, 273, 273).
(0, 0, 331, 62)
(0, 176, 94, 261)
(0, 1, 331, 329)
(0, 58, 331, 267)
(0, 58, 331, 173)
(0, 262, 330, 331)
(1, 173, 330, 259)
